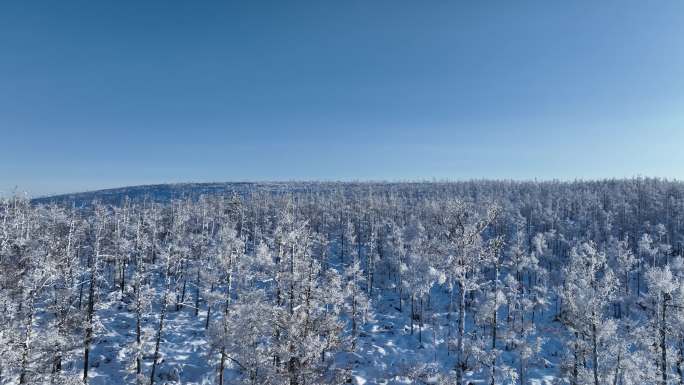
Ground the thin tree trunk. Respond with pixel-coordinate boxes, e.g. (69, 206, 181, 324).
(19, 296, 35, 384)
(83, 259, 97, 383)
(661, 295, 668, 385)
(218, 348, 226, 385)
(195, 268, 201, 317)
(205, 283, 214, 330)
(677, 341, 684, 385)
(410, 293, 414, 335)
(150, 259, 171, 385)
(572, 335, 579, 385)
(121, 259, 126, 295)
(419, 296, 423, 347)
(456, 280, 466, 385)
(218, 267, 232, 385)
(592, 321, 599, 385)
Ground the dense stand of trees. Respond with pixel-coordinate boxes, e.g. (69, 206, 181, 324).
(2, 179, 684, 384)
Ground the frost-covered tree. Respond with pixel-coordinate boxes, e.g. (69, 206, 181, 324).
(211, 224, 245, 385)
(450, 203, 497, 385)
(269, 209, 345, 385)
(82, 204, 110, 384)
(560, 242, 618, 385)
(607, 236, 638, 318)
(645, 264, 683, 385)
(343, 258, 370, 351)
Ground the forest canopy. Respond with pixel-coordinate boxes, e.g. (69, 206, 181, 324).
(2, 178, 684, 385)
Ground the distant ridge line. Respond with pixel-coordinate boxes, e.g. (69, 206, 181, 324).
(30, 178, 683, 207)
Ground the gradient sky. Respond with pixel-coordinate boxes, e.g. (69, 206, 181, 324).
(2, 0, 684, 196)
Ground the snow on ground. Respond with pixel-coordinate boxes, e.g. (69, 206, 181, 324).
(43, 279, 562, 385)
(83, 293, 214, 385)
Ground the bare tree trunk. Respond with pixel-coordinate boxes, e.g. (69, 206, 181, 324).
(677, 340, 684, 385)
(150, 258, 171, 385)
(218, 268, 232, 385)
(491, 258, 500, 385)
(136, 307, 142, 376)
(398, 283, 403, 312)
(177, 275, 187, 311)
(218, 347, 226, 385)
(120, 258, 127, 296)
(572, 335, 579, 385)
(83, 258, 97, 384)
(19, 296, 35, 384)
(419, 296, 423, 347)
(490, 311, 497, 385)
(410, 293, 414, 335)
(194, 267, 201, 317)
(592, 321, 599, 385)
(661, 295, 668, 385)
(134, 276, 143, 378)
(288, 356, 300, 385)
(205, 283, 214, 330)
(351, 284, 357, 350)
(456, 281, 466, 385)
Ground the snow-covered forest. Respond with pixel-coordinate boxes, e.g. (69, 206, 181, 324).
(3, 179, 684, 385)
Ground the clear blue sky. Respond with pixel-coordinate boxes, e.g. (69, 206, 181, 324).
(2, 0, 684, 196)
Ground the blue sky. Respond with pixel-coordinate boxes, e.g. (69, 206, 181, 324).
(2, 0, 684, 196)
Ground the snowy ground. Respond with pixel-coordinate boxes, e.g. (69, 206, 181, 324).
(83, 294, 215, 385)
(45, 282, 564, 385)
(348, 288, 561, 385)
